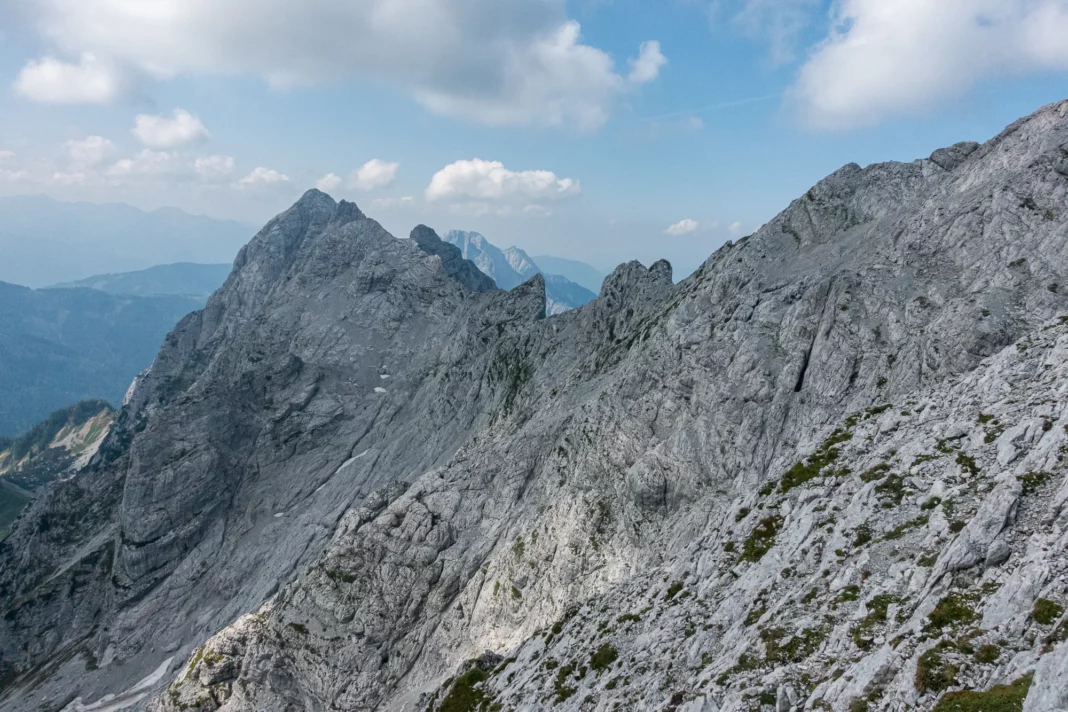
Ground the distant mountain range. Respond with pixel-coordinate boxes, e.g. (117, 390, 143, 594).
(52, 262, 232, 300)
(0, 194, 251, 287)
(0, 281, 201, 436)
(443, 230, 598, 314)
(529, 255, 607, 294)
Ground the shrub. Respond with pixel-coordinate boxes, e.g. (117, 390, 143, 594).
(974, 644, 1000, 664)
(741, 516, 783, 562)
(851, 594, 902, 650)
(1017, 471, 1055, 496)
(839, 585, 861, 602)
(1032, 598, 1064, 625)
(860, 463, 891, 483)
(590, 643, 619, 672)
(761, 626, 826, 664)
(956, 452, 979, 476)
(927, 594, 976, 630)
(915, 647, 957, 693)
(853, 525, 873, 547)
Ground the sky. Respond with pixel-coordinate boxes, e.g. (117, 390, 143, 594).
(1, 0, 1067, 278)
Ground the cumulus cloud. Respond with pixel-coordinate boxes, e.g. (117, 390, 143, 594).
(0, 151, 16, 162)
(238, 167, 290, 185)
(194, 155, 236, 181)
(665, 218, 699, 236)
(628, 41, 667, 84)
(133, 109, 210, 148)
(21, 0, 662, 129)
(14, 54, 120, 103)
(316, 173, 343, 192)
(66, 136, 115, 168)
(792, 0, 1068, 129)
(728, 221, 744, 237)
(349, 160, 398, 191)
(426, 159, 580, 206)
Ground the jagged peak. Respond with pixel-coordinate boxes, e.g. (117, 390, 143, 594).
(599, 259, 673, 302)
(409, 224, 497, 293)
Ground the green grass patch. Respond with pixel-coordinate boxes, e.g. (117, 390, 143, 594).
(1031, 598, 1064, 625)
(927, 593, 977, 630)
(915, 645, 958, 693)
(590, 643, 619, 673)
(779, 429, 853, 493)
(884, 515, 929, 541)
(1017, 471, 1055, 495)
(741, 516, 782, 562)
(930, 674, 1032, 712)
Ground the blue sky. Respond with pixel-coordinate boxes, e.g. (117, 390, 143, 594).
(1, 0, 1067, 277)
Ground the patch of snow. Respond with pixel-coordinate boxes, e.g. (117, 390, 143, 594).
(374, 387, 387, 393)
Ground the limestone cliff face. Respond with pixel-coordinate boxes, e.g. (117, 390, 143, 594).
(2, 101, 1068, 712)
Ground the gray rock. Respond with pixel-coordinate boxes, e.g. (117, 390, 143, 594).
(1024, 641, 1068, 712)
(4, 101, 1068, 712)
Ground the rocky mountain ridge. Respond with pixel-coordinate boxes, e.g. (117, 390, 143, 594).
(443, 230, 597, 314)
(0, 100, 1067, 712)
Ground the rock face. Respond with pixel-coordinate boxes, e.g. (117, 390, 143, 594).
(1, 101, 1068, 712)
(0, 400, 113, 538)
(443, 229, 597, 313)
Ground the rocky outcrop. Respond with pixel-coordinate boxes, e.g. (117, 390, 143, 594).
(442, 229, 597, 313)
(3, 100, 1068, 711)
(409, 225, 497, 293)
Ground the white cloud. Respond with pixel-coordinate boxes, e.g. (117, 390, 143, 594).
(729, 0, 820, 65)
(728, 221, 744, 237)
(665, 219, 699, 236)
(50, 171, 89, 186)
(628, 41, 666, 84)
(370, 195, 414, 210)
(792, 0, 1068, 129)
(133, 109, 210, 148)
(1, 167, 29, 183)
(238, 167, 290, 185)
(0, 151, 15, 162)
(426, 159, 580, 206)
(107, 149, 189, 179)
(349, 160, 398, 191)
(194, 155, 236, 181)
(13, 54, 119, 104)
(66, 136, 115, 168)
(316, 173, 343, 192)
(23, 1, 662, 130)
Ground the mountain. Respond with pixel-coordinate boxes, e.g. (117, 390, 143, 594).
(531, 254, 608, 293)
(0, 400, 113, 539)
(0, 282, 202, 435)
(443, 229, 596, 313)
(52, 263, 232, 300)
(0, 195, 251, 288)
(2, 101, 1068, 712)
